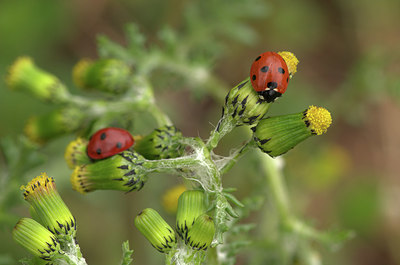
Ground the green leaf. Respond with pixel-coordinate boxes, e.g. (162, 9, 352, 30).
(223, 192, 244, 208)
(120, 241, 133, 265)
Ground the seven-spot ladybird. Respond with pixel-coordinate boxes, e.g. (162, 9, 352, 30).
(87, 127, 134, 160)
(250, 51, 290, 103)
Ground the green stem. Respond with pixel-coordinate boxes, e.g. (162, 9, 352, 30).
(206, 114, 236, 151)
(143, 155, 200, 172)
(258, 151, 335, 248)
(258, 153, 291, 221)
(219, 140, 255, 175)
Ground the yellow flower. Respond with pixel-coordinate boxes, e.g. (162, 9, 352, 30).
(162, 184, 187, 214)
(305, 105, 332, 135)
(278, 51, 299, 78)
(64, 137, 91, 169)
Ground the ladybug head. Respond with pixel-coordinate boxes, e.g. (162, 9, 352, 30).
(257, 88, 282, 103)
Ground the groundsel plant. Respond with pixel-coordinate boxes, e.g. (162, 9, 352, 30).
(3, 8, 353, 265)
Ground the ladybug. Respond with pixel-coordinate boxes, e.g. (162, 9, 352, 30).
(250, 51, 290, 103)
(87, 127, 134, 160)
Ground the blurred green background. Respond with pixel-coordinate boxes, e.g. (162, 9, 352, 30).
(1, 0, 399, 264)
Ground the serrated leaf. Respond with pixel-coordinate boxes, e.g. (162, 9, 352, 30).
(125, 24, 146, 56)
(120, 240, 133, 265)
(223, 192, 244, 208)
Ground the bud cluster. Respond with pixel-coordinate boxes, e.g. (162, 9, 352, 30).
(66, 125, 186, 194)
(13, 173, 78, 262)
(134, 190, 215, 255)
(176, 190, 215, 251)
(5, 57, 86, 144)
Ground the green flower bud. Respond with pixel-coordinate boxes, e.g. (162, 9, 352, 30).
(215, 78, 271, 140)
(253, 105, 332, 157)
(134, 125, 185, 160)
(186, 214, 215, 251)
(6, 57, 69, 102)
(134, 208, 176, 253)
(24, 107, 84, 144)
(13, 218, 60, 261)
(71, 151, 148, 194)
(64, 137, 92, 169)
(176, 190, 206, 240)
(73, 58, 131, 94)
(21, 173, 77, 239)
(223, 78, 271, 126)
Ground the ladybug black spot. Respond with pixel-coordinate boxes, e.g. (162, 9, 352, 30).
(260, 66, 269, 73)
(100, 133, 107, 140)
(255, 55, 261, 61)
(96, 148, 102, 154)
(252, 75, 256, 81)
(116, 142, 122, 148)
(278, 67, 285, 74)
(287, 77, 289, 82)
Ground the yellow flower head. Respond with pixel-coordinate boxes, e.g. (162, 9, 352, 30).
(305, 105, 332, 135)
(72, 59, 92, 88)
(20, 172, 57, 200)
(162, 184, 187, 214)
(64, 137, 90, 169)
(6, 57, 33, 89)
(278, 51, 299, 78)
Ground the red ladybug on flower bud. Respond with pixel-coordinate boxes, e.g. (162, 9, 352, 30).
(87, 127, 134, 160)
(250, 51, 290, 103)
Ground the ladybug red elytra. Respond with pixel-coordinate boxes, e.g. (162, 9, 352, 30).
(250, 51, 290, 103)
(87, 127, 134, 160)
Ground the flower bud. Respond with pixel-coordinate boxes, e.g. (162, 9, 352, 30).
(21, 173, 77, 239)
(72, 58, 131, 94)
(186, 214, 215, 251)
(219, 78, 271, 129)
(253, 105, 332, 157)
(176, 190, 206, 240)
(134, 125, 185, 160)
(277, 51, 299, 79)
(71, 150, 149, 194)
(6, 57, 69, 102)
(24, 107, 84, 144)
(64, 137, 92, 169)
(13, 218, 60, 261)
(134, 208, 176, 253)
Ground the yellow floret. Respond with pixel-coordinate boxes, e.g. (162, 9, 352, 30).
(20, 172, 56, 199)
(64, 137, 88, 169)
(72, 59, 92, 88)
(70, 166, 88, 194)
(278, 51, 299, 78)
(306, 106, 332, 135)
(162, 184, 187, 214)
(6, 57, 34, 88)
